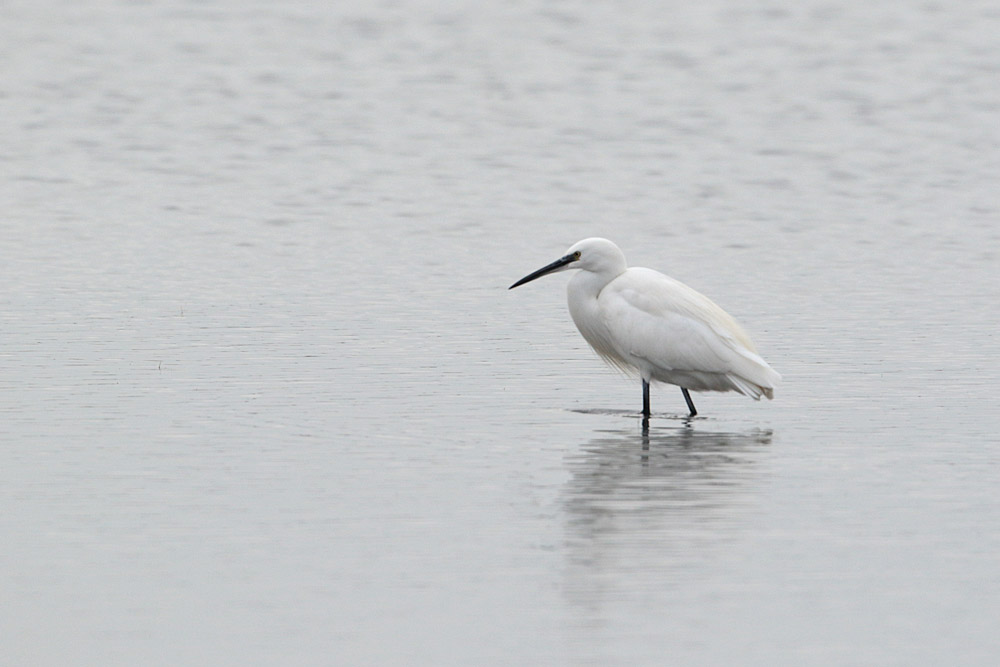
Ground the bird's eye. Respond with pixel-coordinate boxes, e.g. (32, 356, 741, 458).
(573, 251, 581, 260)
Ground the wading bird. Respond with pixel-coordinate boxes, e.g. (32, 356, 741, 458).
(509, 238, 779, 420)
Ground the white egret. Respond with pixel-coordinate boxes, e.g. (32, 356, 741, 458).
(509, 238, 780, 419)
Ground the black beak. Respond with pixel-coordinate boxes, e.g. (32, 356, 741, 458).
(509, 253, 578, 289)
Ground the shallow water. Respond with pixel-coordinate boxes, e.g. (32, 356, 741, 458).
(3, 1, 1000, 665)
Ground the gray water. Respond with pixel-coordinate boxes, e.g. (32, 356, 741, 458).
(3, 1, 1000, 665)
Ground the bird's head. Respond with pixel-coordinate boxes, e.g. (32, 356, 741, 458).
(509, 238, 627, 289)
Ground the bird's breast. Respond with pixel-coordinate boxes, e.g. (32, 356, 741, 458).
(567, 274, 632, 372)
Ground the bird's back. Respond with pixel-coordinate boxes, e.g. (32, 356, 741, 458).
(597, 267, 780, 398)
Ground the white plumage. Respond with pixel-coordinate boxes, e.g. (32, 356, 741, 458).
(510, 237, 780, 418)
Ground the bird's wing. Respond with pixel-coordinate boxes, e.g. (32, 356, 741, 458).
(598, 268, 774, 380)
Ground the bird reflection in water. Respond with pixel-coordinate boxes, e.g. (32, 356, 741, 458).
(562, 423, 773, 567)
(561, 424, 773, 657)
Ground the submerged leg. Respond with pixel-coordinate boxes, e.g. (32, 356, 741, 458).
(642, 379, 651, 418)
(681, 387, 697, 417)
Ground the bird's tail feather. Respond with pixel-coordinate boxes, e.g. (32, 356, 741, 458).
(727, 373, 775, 400)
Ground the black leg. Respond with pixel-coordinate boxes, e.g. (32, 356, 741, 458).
(681, 388, 697, 417)
(641, 379, 651, 430)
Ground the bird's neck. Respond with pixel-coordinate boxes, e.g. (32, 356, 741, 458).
(569, 268, 620, 300)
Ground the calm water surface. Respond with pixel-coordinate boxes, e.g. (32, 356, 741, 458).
(2, 1, 999, 665)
